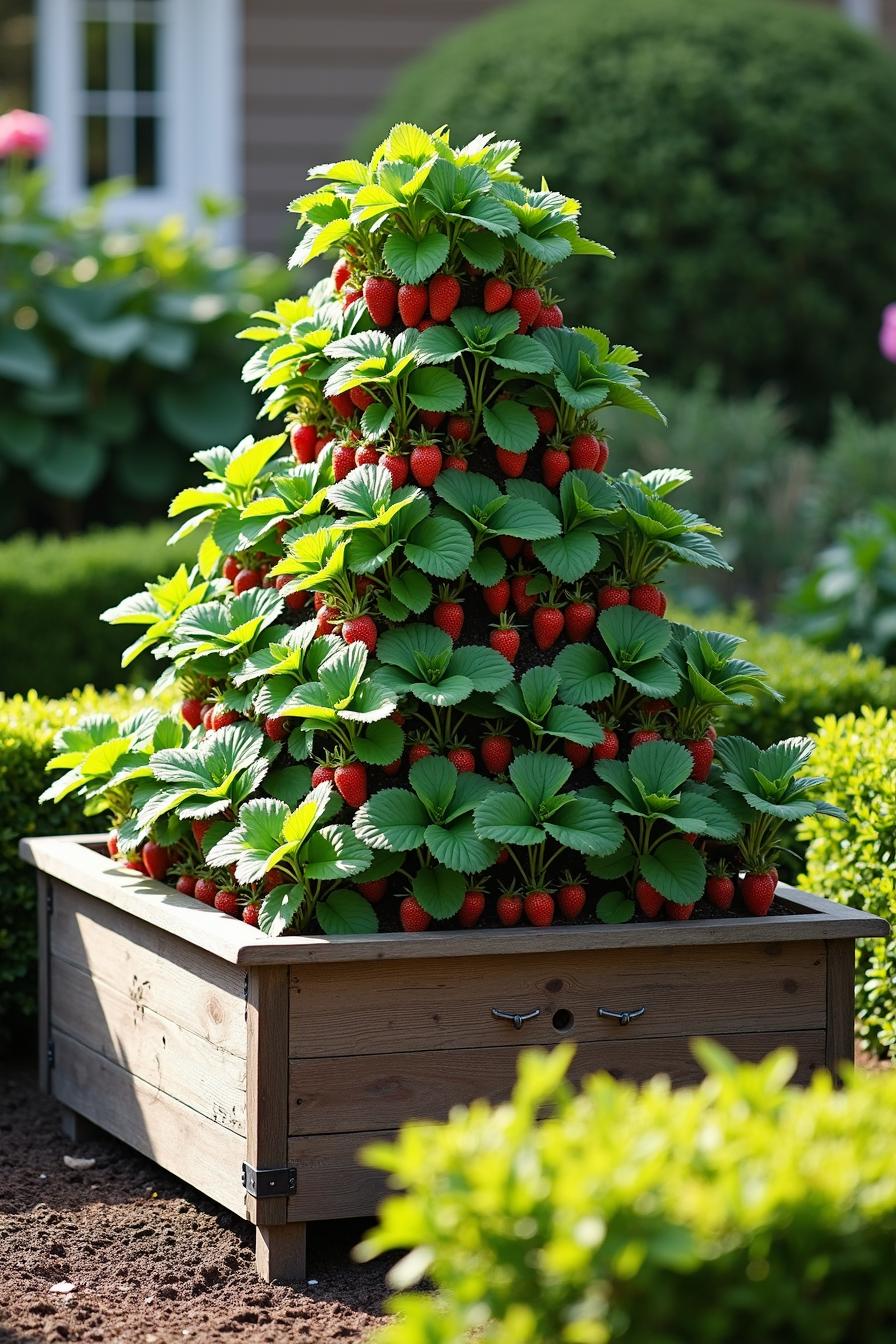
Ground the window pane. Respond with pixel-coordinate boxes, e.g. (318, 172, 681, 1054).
(85, 115, 108, 186)
(135, 115, 158, 187)
(106, 20, 131, 90)
(134, 21, 157, 91)
(85, 19, 107, 91)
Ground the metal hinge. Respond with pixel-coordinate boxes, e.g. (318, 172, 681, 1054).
(47, 1039, 55, 1068)
(242, 1162, 296, 1198)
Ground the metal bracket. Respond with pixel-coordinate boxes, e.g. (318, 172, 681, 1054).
(491, 1007, 541, 1030)
(597, 1006, 646, 1026)
(242, 1162, 296, 1198)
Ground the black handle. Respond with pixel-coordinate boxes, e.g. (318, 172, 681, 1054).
(597, 1006, 646, 1026)
(491, 1007, 541, 1030)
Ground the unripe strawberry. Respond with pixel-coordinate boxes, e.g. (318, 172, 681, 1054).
(234, 568, 262, 595)
(483, 579, 510, 616)
(399, 896, 431, 932)
(630, 584, 667, 617)
(290, 423, 318, 463)
(525, 890, 555, 926)
(397, 282, 427, 327)
(428, 273, 461, 322)
(495, 447, 527, 477)
(635, 878, 663, 918)
(483, 276, 512, 312)
(510, 287, 542, 332)
(496, 893, 523, 927)
(598, 584, 630, 609)
(592, 729, 620, 761)
(458, 889, 486, 928)
(448, 747, 476, 774)
(363, 275, 398, 327)
(557, 882, 587, 920)
(481, 734, 513, 774)
(533, 605, 564, 650)
(181, 697, 203, 729)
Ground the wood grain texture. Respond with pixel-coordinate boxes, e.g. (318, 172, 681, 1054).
(246, 967, 290, 1228)
(23, 840, 887, 964)
(289, 942, 827, 1059)
(51, 1029, 247, 1216)
(255, 1223, 307, 1284)
(289, 1030, 827, 1137)
(37, 872, 51, 1093)
(49, 881, 247, 1052)
(825, 940, 856, 1077)
(49, 955, 247, 1135)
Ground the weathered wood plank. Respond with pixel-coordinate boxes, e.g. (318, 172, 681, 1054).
(37, 872, 52, 1093)
(49, 955, 247, 1135)
(255, 1223, 307, 1284)
(246, 967, 290, 1228)
(49, 881, 246, 1052)
(290, 942, 827, 1058)
(289, 1030, 827, 1137)
(825, 940, 856, 1076)
(51, 1029, 247, 1216)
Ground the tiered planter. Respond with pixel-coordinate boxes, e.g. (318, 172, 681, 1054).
(23, 832, 888, 1282)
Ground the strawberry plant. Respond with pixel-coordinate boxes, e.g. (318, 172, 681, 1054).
(41, 123, 844, 934)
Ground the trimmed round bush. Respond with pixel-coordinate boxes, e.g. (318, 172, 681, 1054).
(362, 0, 896, 432)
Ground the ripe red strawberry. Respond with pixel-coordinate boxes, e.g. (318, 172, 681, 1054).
(242, 903, 260, 927)
(341, 287, 362, 310)
(531, 303, 563, 329)
(363, 276, 398, 327)
(311, 764, 336, 788)
(446, 414, 472, 442)
(315, 603, 339, 636)
(263, 867, 290, 892)
(222, 554, 241, 582)
(563, 741, 591, 768)
(641, 698, 672, 715)
(664, 900, 695, 921)
(635, 878, 664, 918)
(418, 410, 446, 431)
(400, 896, 431, 932)
(496, 848, 509, 864)
(263, 715, 291, 742)
(355, 443, 379, 466)
(458, 889, 486, 928)
(428, 273, 461, 321)
(175, 874, 196, 897)
(444, 454, 468, 472)
(525, 890, 555, 926)
(315, 432, 335, 457)
(570, 433, 609, 472)
(408, 743, 432, 765)
(483, 276, 512, 312)
(706, 875, 735, 910)
(448, 747, 476, 774)
(194, 877, 217, 906)
(380, 453, 409, 489)
(495, 447, 527, 478)
(740, 871, 777, 916)
(533, 406, 557, 435)
(511, 574, 538, 617)
(181, 697, 203, 728)
(481, 734, 513, 774)
(333, 442, 357, 482)
(214, 888, 239, 917)
(564, 601, 596, 642)
(234, 568, 261, 595)
(328, 391, 355, 419)
(191, 818, 214, 849)
(290, 423, 318, 463)
(630, 728, 661, 748)
(510, 287, 542, 332)
(331, 257, 351, 292)
(410, 443, 443, 487)
(124, 857, 146, 875)
(417, 318, 435, 331)
(349, 386, 376, 411)
(598, 584, 630, 609)
(499, 535, 523, 560)
(433, 600, 464, 641)
(334, 762, 368, 808)
(630, 584, 667, 617)
(541, 446, 570, 489)
(343, 615, 378, 653)
(274, 574, 307, 611)
(397, 282, 428, 327)
(482, 579, 510, 616)
(358, 877, 387, 903)
(107, 832, 119, 858)
(496, 893, 523, 927)
(211, 704, 240, 731)
(490, 626, 520, 663)
(685, 736, 715, 783)
(592, 728, 620, 761)
(557, 882, 587, 920)
(533, 605, 564, 650)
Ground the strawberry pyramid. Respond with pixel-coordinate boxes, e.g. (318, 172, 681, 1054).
(42, 124, 844, 936)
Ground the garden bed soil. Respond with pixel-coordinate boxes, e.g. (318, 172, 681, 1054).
(0, 1066, 391, 1344)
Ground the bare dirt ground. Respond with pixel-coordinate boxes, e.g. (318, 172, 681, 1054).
(0, 1066, 395, 1344)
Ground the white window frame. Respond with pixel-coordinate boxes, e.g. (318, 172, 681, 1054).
(36, 0, 241, 239)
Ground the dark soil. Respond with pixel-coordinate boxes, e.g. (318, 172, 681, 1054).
(0, 1067, 395, 1344)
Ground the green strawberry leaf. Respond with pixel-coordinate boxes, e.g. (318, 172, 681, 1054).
(473, 790, 543, 846)
(467, 546, 506, 586)
(391, 568, 433, 613)
(424, 815, 497, 873)
(316, 888, 379, 935)
(640, 839, 707, 905)
(482, 401, 539, 454)
(457, 230, 504, 273)
(595, 890, 635, 924)
(407, 367, 466, 412)
(259, 882, 306, 937)
(354, 717, 405, 766)
(553, 645, 614, 706)
(412, 866, 466, 919)
(383, 231, 450, 284)
(406, 516, 473, 579)
(532, 529, 600, 583)
(542, 797, 625, 856)
(353, 787, 429, 851)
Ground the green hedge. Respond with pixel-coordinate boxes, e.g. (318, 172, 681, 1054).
(0, 522, 194, 695)
(0, 684, 161, 1053)
(800, 707, 896, 1060)
(363, 0, 896, 433)
(360, 1045, 896, 1343)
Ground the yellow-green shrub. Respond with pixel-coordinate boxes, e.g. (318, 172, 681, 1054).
(359, 1045, 896, 1344)
(800, 707, 896, 1059)
(0, 685, 163, 1052)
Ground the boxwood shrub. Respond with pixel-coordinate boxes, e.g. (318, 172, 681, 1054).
(0, 522, 194, 695)
(800, 707, 896, 1060)
(359, 1044, 896, 1344)
(363, 0, 896, 432)
(0, 685, 162, 1053)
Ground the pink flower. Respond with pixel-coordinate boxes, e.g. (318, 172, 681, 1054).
(0, 108, 50, 159)
(881, 304, 896, 365)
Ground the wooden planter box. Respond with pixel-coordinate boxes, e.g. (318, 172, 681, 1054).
(22, 833, 888, 1282)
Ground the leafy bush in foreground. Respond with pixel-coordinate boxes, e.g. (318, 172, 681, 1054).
(358, 1044, 896, 1344)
